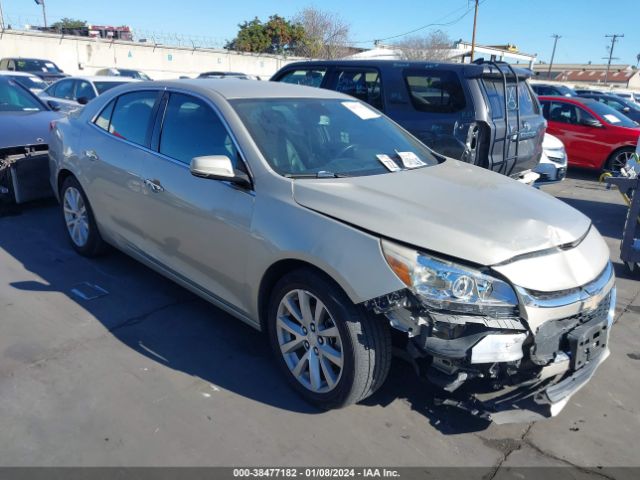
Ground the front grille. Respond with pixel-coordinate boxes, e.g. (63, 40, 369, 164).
(530, 292, 611, 366)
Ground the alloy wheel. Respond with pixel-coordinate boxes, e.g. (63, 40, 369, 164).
(276, 289, 344, 393)
(610, 150, 634, 172)
(63, 187, 90, 247)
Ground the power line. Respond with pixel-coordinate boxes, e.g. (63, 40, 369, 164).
(352, 0, 486, 45)
(603, 33, 624, 85)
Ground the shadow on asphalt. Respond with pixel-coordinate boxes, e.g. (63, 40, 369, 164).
(1, 200, 488, 434)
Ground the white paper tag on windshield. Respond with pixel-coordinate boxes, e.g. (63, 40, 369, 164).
(604, 114, 621, 123)
(341, 101, 380, 120)
(397, 151, 426, 168)
(376, 154, 401, 171)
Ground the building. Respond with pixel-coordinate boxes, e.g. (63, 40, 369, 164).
(532, 63, 640, 88)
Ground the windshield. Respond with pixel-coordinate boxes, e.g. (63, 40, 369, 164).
(232, 98, 439, 177)
(589, 101, 639, 127)
(0, 78, 44, 112)
(118, 69, 150, 81)
(11, 75, 46, 90)
(16, 59, 61, 73)
(94, 81, 128, 94)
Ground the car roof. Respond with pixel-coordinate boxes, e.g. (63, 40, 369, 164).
(538, 95, 598, 106)
(276, 59, 533, 78)
(55, 75, 140, 83)
(1, 57, 57, 62)
(0, 71, 41, 78)
(132, 78, 350, 100)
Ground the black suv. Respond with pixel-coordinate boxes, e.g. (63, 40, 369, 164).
(271, 60, 545, 177)
(530, 83, 577, 97)
(0, 58, 67, 84)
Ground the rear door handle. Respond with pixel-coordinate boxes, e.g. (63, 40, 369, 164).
(144, 179, 164, 193)
(84, 150, 99, 161)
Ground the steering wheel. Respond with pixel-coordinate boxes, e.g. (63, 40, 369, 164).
(336, 144, 359, 158)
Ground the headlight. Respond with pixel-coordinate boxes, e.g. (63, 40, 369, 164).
(381, 239, 518, 315)
(544, 146, 567, 164)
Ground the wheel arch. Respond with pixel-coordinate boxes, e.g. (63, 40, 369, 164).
(257, 258, 351, 332)
(604, 145, 636, 170)
(56, 168, 75, 198)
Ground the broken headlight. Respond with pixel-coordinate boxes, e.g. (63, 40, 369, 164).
(381, 239, 518, 315)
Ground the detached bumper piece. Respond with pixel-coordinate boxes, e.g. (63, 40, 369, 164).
(0, 145, 52, 205)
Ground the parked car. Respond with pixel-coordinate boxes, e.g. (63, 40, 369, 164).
(576, 93, 640, 124)
(533, 133, 567, 186)
(95, 68, 152, 81)
(609, 89, 640, 105)
(272, 60, 545, 180)
(574, 89, 606, 96)
(0, 76, 62, 204)
(539, 95, 640, 171)
(198, 71, 250, 79)
(530, 82, 577, 97)
(0, 57, 67, 84)
(49, 79, 615, 422)
(0, 71, 47, 95)
(40, 76, 139, 112)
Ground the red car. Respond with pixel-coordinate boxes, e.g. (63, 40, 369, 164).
(539, 95, 640, 171)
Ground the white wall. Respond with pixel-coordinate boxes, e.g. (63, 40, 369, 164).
(0, 29, 302, 79)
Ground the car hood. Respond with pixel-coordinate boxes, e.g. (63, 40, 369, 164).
(0, 110, 61, 149)
(292, 160, 592, 266)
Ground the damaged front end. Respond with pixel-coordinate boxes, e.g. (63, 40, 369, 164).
(365, 239, 616, 424)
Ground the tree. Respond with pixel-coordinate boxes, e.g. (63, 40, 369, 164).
(393, 30, 453, 61)
(51, 18, 87, 31)
(225, 15, 305, 55)
(636, 53, 640, 68)
(292, 7, 351, 59)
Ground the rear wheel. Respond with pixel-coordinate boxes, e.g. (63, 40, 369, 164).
(267, 268, 391, 410)
(606, 147, 635, 173)
(60, 176, 107, 257)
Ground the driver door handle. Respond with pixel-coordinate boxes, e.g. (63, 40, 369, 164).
(144, 179, 164, 193)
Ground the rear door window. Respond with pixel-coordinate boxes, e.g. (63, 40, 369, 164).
(159, 93, 238, 166)
(278, 68, 326, 87)
(483, 79, 539, 118)
(94, 99, 116, 131)
(404, 70, 466, 113)
(331, 68, 383, 110)
(108, 91, 158, 146)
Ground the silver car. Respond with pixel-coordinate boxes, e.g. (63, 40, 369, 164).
(49, 80, 615, 422)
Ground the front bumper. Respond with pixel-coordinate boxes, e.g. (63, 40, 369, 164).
(371, 262, 616, 423)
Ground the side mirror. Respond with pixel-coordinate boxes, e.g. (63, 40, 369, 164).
(47, 100, 61, 112)
(77, 96, 89, 105)
(580, 118, 602, 128)
(190, 155, 251, 188)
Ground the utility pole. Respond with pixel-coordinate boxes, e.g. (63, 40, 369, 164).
(470, 0, 479, 62)
(604, 33, 624, 85)
(547, 34, 561, 80)
(0, 0, 5, 30)
(35, 0, 47, 28)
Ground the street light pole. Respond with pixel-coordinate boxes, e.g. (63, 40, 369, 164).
(547, 34, 561, 80)
(0, 0, 5, 30)
(35, 0, 47, 28)
(604, 34, 624, 85)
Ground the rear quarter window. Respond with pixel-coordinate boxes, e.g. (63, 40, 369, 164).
(483, 79, 539, 118)
(404, 70, 466, 113)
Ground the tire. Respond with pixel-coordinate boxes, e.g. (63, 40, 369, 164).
(267, 268, 391, 410)
(606, 147, 635, 173)
(60, 176, 107, 257)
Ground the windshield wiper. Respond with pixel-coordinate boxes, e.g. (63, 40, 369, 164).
(286, 171, 350, 179)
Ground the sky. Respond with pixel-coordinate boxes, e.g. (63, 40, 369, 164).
(2, 0, 639, 65)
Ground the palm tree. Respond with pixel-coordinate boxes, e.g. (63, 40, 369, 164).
(637, 53, 640, 68)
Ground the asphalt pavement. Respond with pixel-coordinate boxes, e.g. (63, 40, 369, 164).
(0, 171, 638, 476)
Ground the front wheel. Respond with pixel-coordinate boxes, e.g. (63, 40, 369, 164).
(267, 268, 391, 410)
(606, 148, 636, 173)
